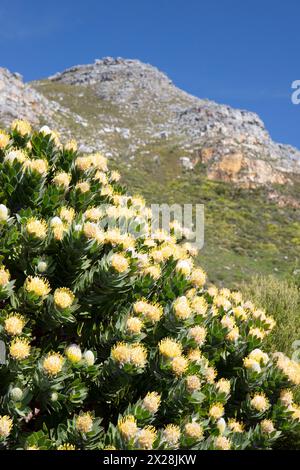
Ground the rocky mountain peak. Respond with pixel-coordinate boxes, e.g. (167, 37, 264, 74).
(1, 58, 300, 187)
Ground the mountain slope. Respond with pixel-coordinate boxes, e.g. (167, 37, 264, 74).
(1, 59, 300, 286)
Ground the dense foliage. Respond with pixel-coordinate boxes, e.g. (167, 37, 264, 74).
(0, 120, 300, 450)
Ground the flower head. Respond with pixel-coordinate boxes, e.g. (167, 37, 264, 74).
(188, 326, 207, 346)
(0, 415, 13, 439)
(118, 415, 137, 440)
(4, 313, 25, 336)
(159, 338, 182, 359)
(11, 119, 31, 136)
(26, 218, 47, 239)
(184, 422, 203, 440)
(76, 413, 93, 433)
(215, 378, 231, 395)
(0, 266, 10, 286)
(42, 353, 64, 376)
(66, 344, 82, 363)
(57, 443, 76, 450)
(171, 356, 188, 376)
(260, 419, 275, 434)
(111, 253, 129, 273)
(163, 424, 180, 447)
(54, 287, 75, 309)
(143, 392, 161, 414)
(0, 130, 10, 149)
(214, 436, 231, 450)
(10, 338, 30, 360)
(52, 172, 71, 189)
(250, 393, 270, 412)
(136, 426, 157, 450)
(228, 419, 244, 433)
(65, 139, 77, 152)
(24, 276, 51, 297)
(186, 375, 201, 392)
(190, 268, 206, 287)
(126, 317, 143, 335)
(209, 403, 225, 420)
(174, 296, 192, 320)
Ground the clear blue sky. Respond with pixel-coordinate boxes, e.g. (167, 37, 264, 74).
(1, 0, 299, 147)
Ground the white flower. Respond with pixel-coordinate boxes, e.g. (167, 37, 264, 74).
(39, 125, 52, 135)
(37, 261, 48, 273)
(217, 418, 226, 434)
(10, 387, 23, 401)
(50, 216, 63, 227)
(83, 350, 95, 366)
(0, 204, 9, 222)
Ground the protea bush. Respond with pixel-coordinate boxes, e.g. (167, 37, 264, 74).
(0, 120, 300, 450)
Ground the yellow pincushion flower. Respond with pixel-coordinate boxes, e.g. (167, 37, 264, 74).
(214, 295, 231, 311)
(275, 354, 300, 385)
(52, 224, 65, 241)
(143, 392, 161, 414)
(159, 338, 182, 359)
(184, 422, 203, 440)
(173, 296, 192, 320)
(83, 222, 104, 243)
(75, 155, 92, 171)
(91, 152, 108, 171)
(171, 356, 188, 376)
(249, 327, 266, 340)
(208, 285, 218, 297)
(75, 181, 90, 193)
(226, 326, 239, 342)
(187, 348, 202, 363)
(11, 119, 31, 136)
(250, 393, 270, 412)
(26, 218, 47, 239)
(133, 300, 163, 323)
(209, 403, 225, 420)
(228, 419, 244, 433)
(186, 375, 201, 392)
(290, 404, 300, 422)
(65, 344, 82, 363)
(190, 268, 206, 287)
(94, 171, 108, 185)
(136, 426, 157, 449)
(0, 130, 10, 149)
(118, 415, 137, 440)
(126, 317, 144, 334)
(110, 170, 121, 182)
(24, 276, 51, 297)
(65, 139, 78, 152)
(0, 266, 10, 286)
(260, 419, 275, 434)
(191, 296, 208, 316)
(111, 253, 129, 273)
(52, 172, 71, 189)
(142, 264, 161, 280)
(176, 259, 193, 276)
(214, 436, 231, 450)
(29, 159, 48, 175)
(163, 424, 180, 447)
(54, 287, 75, 309)
(204, 366, 217, 384)
(221, 315, 236, 330)
(188, 326, 207, 346)
(84, 207, 103, 222)
(9, 338, 30, 360)
(111, 342, 131, 365)
(57, 443, 76, 450)
(215, 378, 231, 395)
(0, 415, 13, 438)
(76, 413, 93, 433)
(4, 314, 25, 336)
(249, 349, 269, 365)
(5, 148, 27, 165)
(42, 353, 64, 376)
(59, 207, 75, 224)
(280, 389, 293, 406)
(233, 306, 248, 321)
(130, 344, 147, 368)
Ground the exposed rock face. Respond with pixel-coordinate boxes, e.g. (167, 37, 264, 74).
(0, 67, 55, 126)
(1, 58, 300, 186)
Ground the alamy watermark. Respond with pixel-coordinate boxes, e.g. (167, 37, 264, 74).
(291, 80, 300, 104)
